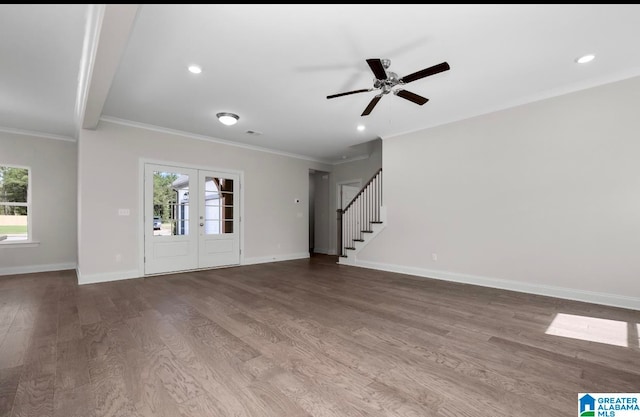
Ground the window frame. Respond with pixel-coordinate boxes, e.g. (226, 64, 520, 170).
(0, 163, 33, 245)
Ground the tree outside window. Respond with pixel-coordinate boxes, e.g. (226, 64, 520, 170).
(0, 166, 29, 241)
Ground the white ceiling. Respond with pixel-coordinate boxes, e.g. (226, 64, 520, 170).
(2, 4, 640, 163)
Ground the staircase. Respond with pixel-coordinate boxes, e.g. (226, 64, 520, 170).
(337, 168, 385, 265)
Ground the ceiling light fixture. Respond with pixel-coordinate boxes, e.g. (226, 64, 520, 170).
(357, 124, 365, 131)
(217, 112, 239, 126)
(575, 54, 595, 64)
(188, 65, 202, 74)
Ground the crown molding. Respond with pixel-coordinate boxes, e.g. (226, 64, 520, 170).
(0, 126, 76, 142)
(99, 116, 332, 164)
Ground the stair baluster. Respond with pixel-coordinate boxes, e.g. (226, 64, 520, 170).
(336, 168, 382, 258)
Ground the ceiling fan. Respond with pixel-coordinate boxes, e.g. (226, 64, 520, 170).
(326, 58, 450, 116)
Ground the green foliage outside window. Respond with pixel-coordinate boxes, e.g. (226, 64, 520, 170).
(0, 166, 28, 215)
(153, 172, 178, 222)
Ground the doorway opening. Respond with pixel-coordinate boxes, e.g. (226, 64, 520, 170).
(144, 163, 241, 275)
(309, 169, 331, 255)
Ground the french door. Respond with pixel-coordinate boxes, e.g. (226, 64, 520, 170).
(144, 163, 240, 275)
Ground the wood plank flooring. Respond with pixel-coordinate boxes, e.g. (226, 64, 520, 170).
(0, 254, 639, 417)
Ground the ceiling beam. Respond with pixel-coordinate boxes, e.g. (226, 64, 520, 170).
(79, 4, 139, 131)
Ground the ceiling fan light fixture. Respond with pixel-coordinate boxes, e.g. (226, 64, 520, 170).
(217, 112, 239, 126)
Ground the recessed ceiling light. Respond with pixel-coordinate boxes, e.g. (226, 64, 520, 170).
(575, 54, 595, 64)
(357, 124, 365, 131)
(188, 65, 202, 74)
(216, 112, 239, 126)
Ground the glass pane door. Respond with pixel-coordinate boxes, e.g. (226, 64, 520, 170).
(203, 176, 234, 234)
(152, 170, 191, 236)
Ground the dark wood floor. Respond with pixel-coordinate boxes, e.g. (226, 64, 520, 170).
(1, 254, 639, 417)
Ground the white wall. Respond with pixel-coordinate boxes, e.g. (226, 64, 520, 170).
(0, 133, 77, 275)
(358, 76, 640, 310)
(308, 171, 315, 252)
(313, 171, 331, 253)
(77, 120, 330, 284)
(329, 138, 382, 254)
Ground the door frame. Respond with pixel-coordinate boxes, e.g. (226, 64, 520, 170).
(336, 178, 362, 212)
(137, 158, 244, 276)
(334, 179, 361, 255)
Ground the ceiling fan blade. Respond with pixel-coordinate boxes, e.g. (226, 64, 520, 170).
(395, 89, 429, 105)
(366, 58, 388, 80)
(327, 88, 372, 99)
(400, 62, 450, 84)
(361, 95, 382, 116)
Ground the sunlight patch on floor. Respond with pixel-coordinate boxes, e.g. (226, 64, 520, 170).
(545, 313, 628, 347)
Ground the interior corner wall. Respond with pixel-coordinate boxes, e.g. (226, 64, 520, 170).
(329, 138, 383, 254)
(313, 171, 330, 254)
(308, 171, 315, 252)
(77, 121, 331, 284)
(358, 76, 640, 310)
(0, 133, 77, 275)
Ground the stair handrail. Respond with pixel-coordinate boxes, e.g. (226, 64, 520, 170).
(340, 168, 382, 214)
(337, 168, 382, 257)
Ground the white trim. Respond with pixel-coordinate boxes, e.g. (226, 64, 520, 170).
(0, 126, 75, 142)
(331, 154, 370, 165)
(0, 162, 31, 171)
(138, 158, 245, 278)
(383, 69, 640, 144)
(0, 164, 33, 242)
(143, 265, 245, 279)
(140, 158, 245, 184)
(338, 217, 386, 265)
(336, 179, 362, 211)
(101, 116, 330, 164)
(242, 252, 310, 266)
(0, 240, 40, 248)
(75, 4, 104, 135)
(0, 262, 76, 277)
(337, 178, 362, 187)
(78, 268, 140, 285)
(338, 206, 386, 265)
(137, 160, 145, 278)
(239, 173, 245, 265)
(350, 259, 640, 311)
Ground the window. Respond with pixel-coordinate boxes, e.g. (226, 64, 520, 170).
(0, 165, 30, 242)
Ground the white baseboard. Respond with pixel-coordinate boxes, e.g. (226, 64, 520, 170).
(243, 252, 310, 266)
(0, 262, 76, 277)
(353, 259, 640, 311)
(77, 253, 310, 284)
(77, 269, 140, 285)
